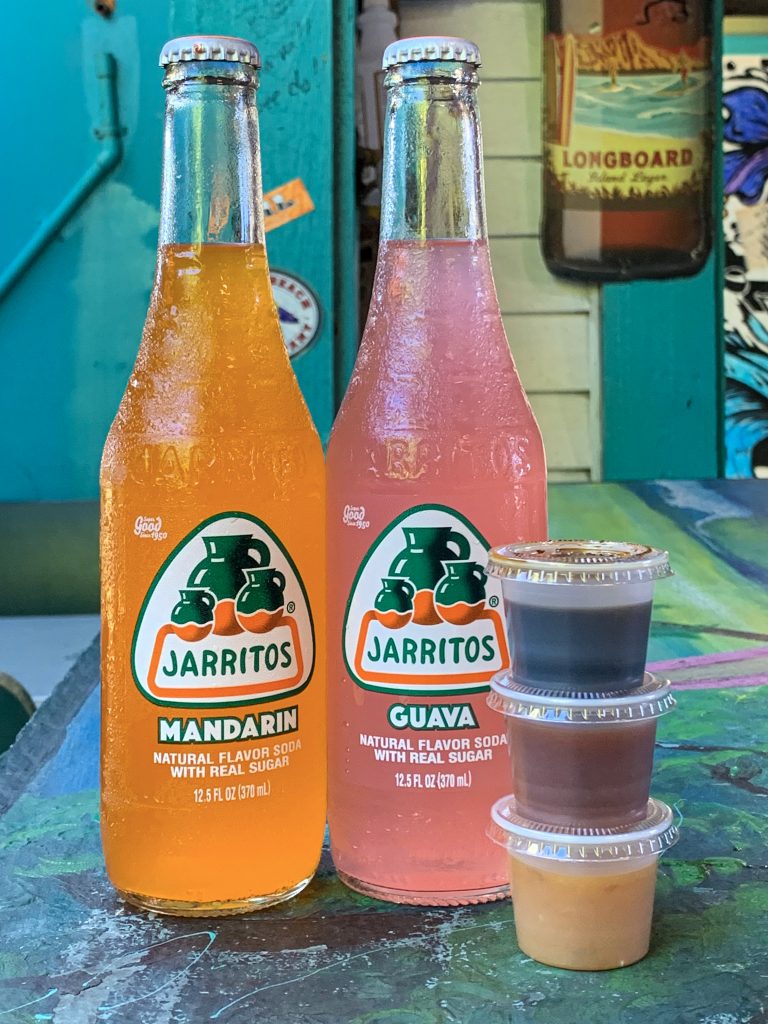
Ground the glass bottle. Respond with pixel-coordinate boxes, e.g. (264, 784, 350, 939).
(100, 35, 326, 915)
(327, 36, 547, 905)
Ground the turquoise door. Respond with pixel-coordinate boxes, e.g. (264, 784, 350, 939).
(0, 0, 355, 501)
(600, 0, 725, 481)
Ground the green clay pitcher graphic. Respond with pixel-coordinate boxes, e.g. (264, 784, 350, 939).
(388, 526, 470, 625)
(434, 561, 487, 625)
(188, 534, 270, 636)
(170, 588, 215, 640)
(373, 577, 416, 630)
(236, 567, 286, 634)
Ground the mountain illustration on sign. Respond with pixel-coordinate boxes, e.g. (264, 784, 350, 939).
(558, 29, 708, 75)
(373, 527, 487, 628)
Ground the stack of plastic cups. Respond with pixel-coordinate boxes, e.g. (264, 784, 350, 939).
(484, 541, 678, 971)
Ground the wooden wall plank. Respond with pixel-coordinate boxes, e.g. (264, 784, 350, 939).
(486, 159, 540, 236)
(400, 0, 542, 77)
(491, 238, 592, 313)
(528, 393, 592, 469)
(504, 314, 591, 391)
(549, 470, 592, 483)
(481, 82, 542, 157)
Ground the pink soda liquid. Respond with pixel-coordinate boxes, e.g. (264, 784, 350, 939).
(327, 238, 547, 903)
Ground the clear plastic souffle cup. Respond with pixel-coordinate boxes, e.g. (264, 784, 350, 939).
(488, 672, 676, 827)
(488, 796, 680, 971)
(485, 540, 673, 694)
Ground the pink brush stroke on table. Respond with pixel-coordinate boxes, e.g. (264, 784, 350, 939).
(649, 644, 768, 690)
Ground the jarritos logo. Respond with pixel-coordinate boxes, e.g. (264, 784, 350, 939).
(343, 505, 510, 696)
(132, 513, 314, 708)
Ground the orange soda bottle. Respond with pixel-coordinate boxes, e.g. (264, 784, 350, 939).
(100, 36, 326, 915)
(327, 37, 548, 904)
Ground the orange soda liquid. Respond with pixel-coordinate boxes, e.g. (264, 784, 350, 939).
(100, 243, 326, 914)
(327, 238, 547, 904)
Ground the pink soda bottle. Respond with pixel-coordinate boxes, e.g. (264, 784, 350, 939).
(327, 36, 548, 905)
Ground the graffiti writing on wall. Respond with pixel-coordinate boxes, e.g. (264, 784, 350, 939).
(723, 53, 768, 478)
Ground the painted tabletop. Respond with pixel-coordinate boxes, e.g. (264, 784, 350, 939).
(1, 479, 767, 1024)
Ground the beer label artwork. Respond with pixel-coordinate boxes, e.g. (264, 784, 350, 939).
(132, 512, 315, 708)
(343, 505, 510, 696)
(545, 2, 710, 202)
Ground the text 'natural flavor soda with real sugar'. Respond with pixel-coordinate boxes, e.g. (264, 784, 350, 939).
(100, 36, 326, 915)
(327, 37, 548, 905)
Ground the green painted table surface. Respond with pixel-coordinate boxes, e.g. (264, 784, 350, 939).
(1, 479, 767, 1024)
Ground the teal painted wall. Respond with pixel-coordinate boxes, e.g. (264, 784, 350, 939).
(601, 0, 725, 482)
(602, 258, 722, 481)
(0, 0, 351, 502)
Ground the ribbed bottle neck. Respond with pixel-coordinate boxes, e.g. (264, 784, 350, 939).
(158, 61, 265, 247)
(379, 61, 487, 242)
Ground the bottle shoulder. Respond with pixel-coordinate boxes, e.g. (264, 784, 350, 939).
(331, 347, 536, 439)
(101, 422, 324, 491)
(111, 341, 316, 432)
(104, 347, 323, 474)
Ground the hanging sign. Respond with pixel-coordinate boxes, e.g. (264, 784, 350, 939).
(270, 269, 321, 359)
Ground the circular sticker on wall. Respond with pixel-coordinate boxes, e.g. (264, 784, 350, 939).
(270, 269, 321, 359)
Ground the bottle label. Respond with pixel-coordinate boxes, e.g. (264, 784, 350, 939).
(131, 512, 314, 709)
(343, 505, 510, 697)
(544, 6, 710, 202)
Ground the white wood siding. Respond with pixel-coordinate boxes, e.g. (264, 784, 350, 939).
(505, 315, 592, 391)
(490, 239, 591, 314)
(485, 161, 540, 235)
(400, 0, 542, 76)
(481, 83, 542, 158)
(400, 0, 602, 481)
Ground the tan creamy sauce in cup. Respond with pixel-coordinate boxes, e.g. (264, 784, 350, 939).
(510, 854, 658, 970)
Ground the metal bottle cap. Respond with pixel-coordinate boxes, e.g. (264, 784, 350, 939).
(382, 36, 481, 70)
(159, 36, 261, 68)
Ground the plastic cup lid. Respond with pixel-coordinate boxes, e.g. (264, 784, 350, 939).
(485, 540, 672, 585)
(487, 671, 676, 722)
(488, 796, 679, 862)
